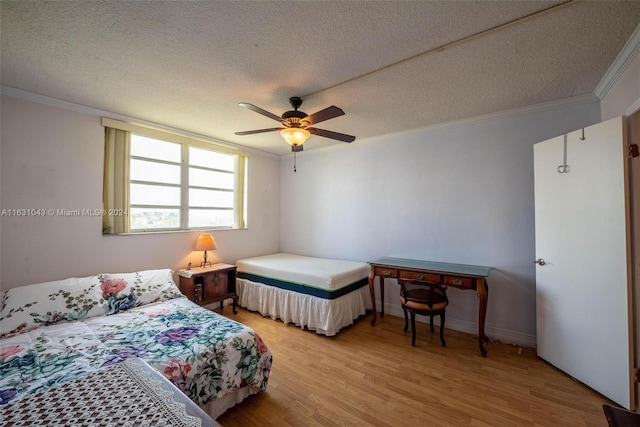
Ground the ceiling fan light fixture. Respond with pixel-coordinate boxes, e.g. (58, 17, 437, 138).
(280, 127, 310, 146)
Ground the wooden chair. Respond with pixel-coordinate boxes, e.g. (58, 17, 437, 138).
(398, 278, 449, 347)
(602, 404, 640, 427)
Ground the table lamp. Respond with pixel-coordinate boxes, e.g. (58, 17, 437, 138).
(195, 233, 217, 268)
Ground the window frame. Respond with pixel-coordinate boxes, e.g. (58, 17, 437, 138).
(103, 118, 247, 234)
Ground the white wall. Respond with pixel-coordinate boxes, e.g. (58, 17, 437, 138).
(279, 99, 601, 347)
(0, 95, 281, 288)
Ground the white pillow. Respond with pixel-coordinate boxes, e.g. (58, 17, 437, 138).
(0, 269, 182, 338)
(97, 269, 182, 315)
(0, 275, 104, 338)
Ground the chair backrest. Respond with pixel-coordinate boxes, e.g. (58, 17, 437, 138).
(398, 279, 448, 309)
(602, 404, 640, 427)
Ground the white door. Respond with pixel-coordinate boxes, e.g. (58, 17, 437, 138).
(534, 116, 634, 409)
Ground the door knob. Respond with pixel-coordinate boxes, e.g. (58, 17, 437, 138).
(534, 258, 546, 266)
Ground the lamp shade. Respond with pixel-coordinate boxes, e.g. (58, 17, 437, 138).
(194, 233, 217, 251)
(280, 127, 310, 146)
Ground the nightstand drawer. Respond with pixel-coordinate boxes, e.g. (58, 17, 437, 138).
(444, 275, 473, 289)
(399, 271, 441, 283)
(374, 266, 398, 278)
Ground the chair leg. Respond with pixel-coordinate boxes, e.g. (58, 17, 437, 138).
(403, 308, 409, 333)
(410, 311, 416, 346)
(439, 311, 446, 347)
(429, 315, 434, 333)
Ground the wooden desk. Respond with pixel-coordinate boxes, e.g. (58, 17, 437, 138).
(368, 257, 492, 356)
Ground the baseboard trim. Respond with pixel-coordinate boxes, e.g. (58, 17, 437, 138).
(382, 303, 536, 349)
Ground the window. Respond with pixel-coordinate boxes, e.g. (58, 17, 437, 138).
(103, 118, 247, 234)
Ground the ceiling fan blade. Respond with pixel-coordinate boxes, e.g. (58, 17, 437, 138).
(303, 106, 345, 125)
(307, 127, 355, 143)
(234, 127, 284, 136)
(238, 102, 283, 122)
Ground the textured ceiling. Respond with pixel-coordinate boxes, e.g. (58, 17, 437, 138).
(2, 1, 639, 156)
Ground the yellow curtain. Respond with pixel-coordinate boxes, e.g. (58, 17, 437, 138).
(103, 127, 130, 234)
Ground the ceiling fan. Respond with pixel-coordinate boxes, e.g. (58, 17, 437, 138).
(234, 96, 356, 152)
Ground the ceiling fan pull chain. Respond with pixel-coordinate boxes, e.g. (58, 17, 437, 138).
(294, 151, 297, 172)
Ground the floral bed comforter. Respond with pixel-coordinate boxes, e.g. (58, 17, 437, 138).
(0, 297, 272, 406)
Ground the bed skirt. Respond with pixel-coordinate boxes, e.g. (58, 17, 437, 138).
(202, 385, 255, 420)
(237, 278, 372, 336)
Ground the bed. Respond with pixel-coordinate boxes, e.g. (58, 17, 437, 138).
(0, 269, 272, 420)
(1, 357, 221, 427)
(235, 253, 372, 336)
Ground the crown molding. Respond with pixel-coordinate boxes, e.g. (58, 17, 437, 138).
(626, 97, 640, 116)
(283, 92, 600, 159)
(3, 84, 599, 162)
(365, 93, 600, 144)
(0, 85, 279, 159)
(594, 23, 640, 100)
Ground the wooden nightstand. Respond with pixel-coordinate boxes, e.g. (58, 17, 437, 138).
(177, 263, 238, 313)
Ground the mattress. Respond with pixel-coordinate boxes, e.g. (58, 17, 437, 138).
(235, 253, 372, 336)
(235, 253, 370, 299)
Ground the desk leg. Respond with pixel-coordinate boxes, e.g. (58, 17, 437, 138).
(369, 270, 377, 326)
(379, 277, 385, 317)
(477, 278, 489, 357)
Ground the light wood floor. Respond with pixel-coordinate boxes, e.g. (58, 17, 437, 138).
(216, 308, 614, 427)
